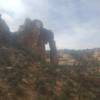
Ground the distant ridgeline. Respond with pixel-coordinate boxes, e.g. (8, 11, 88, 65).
(0, 15, 58, 65)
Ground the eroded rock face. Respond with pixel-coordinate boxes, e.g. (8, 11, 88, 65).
(0, 15, 58, 64)
(39, 28, 58, 64)
(0, 15, 11, 47)
(16, 18, 58, 64)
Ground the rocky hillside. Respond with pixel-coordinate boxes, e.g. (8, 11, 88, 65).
(0, 46, 58, 100)
(0, 45, 100, 100)
(0, 16, 100, 100)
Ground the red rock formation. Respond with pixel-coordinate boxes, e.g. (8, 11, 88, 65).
(39, 28, 58, 64)
(17, 19, 58, 64)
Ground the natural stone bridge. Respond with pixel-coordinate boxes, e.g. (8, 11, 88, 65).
(0, 15, 58, 64)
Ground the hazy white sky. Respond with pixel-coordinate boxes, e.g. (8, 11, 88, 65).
(0, 0, 100, 49)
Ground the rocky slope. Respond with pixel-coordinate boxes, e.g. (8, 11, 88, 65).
(0, 16, 100, 100)
(0, 46, 100, 100)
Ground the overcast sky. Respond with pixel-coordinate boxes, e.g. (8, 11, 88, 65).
(0, 0, 100, 49)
